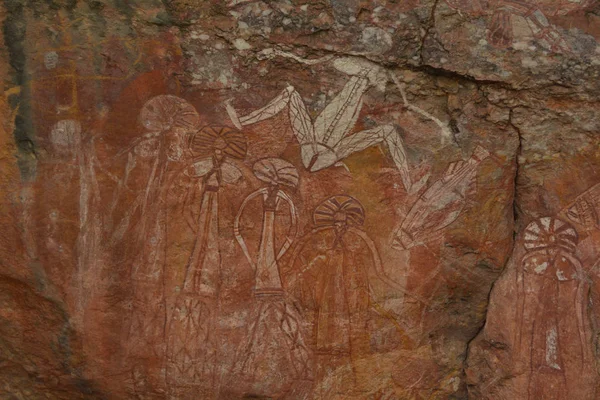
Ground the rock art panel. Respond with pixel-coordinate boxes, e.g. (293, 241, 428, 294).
(2, 0, 600, 399)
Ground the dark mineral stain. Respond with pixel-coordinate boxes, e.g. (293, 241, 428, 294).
(3, 0, 37, 180)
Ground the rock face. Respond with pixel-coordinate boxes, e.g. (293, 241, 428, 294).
(1, 0, 600, 399)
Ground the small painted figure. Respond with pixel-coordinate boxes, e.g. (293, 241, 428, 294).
(444, 0, 595, 51)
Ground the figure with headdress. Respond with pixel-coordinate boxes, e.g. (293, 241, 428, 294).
(288, 195, 390, 396)
(516, 217, 595, 399)
(231, 158, 312, 398)
(166, 126, 247, 399)
(114, 95, 199, 396)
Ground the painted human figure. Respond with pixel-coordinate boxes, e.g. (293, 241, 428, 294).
(232, 158, 312, 398)
(288, 195, 387, 396)
(166, 126, 247, 399)
(113, 95, 200, 396)
(516, 217, 595, 399)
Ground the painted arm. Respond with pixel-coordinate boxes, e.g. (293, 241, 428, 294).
(350, 227, 430, 306)
(286, 227, 332, 289)
(390, 72, 452, 142)
(275, 190, 298, 260)
(566, 252, 592, 364)
(234, 188, 268, 270)
(515, 256, 526, 350)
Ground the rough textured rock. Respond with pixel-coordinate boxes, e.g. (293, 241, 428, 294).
(0, 0, 599, 399)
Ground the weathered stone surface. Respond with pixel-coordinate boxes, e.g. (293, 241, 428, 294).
(0, 1, 599, 399)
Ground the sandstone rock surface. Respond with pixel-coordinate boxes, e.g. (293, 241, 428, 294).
(1, 1, 600, 399)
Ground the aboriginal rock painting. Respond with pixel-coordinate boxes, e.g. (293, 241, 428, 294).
(393, 145, 490, 250)
(225, 49, 452, 194)
(515, 216, 595, 399)
(444, 0, 595, 51)
(120, 95, 201, 395)
(166, 126, 247, 399)
(287, 195, 397, 397)
(38, 64, 498, 397)
(232, 158, 312, 397)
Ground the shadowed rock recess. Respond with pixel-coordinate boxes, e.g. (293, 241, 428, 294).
(1, 0, 600, 399)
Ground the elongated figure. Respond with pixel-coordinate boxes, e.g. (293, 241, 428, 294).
(288, 195, 389, 397)
(123, 95, 200, 396)
(232, 158, 312, 398)
(516, 217, 595, 400)
(167, 126, 247, 399)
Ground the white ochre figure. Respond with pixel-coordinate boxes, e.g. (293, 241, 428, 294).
(225, 49, 451, 194)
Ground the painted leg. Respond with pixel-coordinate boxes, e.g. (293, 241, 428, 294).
(288, 89, 318, 168)
(225, 86, 295, 129)
(314, 75, 369, 147)
(333, 125, 414, 194)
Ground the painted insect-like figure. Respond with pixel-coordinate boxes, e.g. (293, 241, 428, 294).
(232, 158, 312, 397)
(444, 0, 595, 51)
(122, 95, 200, 395)
(166, 126, 247, 399)
(288, 195, 402, 397)
(393, 145, 490, 249)
(226, 49, 451, 194)
(516, 217, 595, 399)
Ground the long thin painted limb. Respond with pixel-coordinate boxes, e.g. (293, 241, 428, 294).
(225, 86, 295, 130)
(390, 72, 453, 142)
(334, 125, 393, 159)
(515, 262, 526, 351)
(274, 190, 298, 260)
(234, 188, 268, 270)
(314, 75, 369, 147)
(575, 279, 590, 366)
(287, 89, 316, 149)
(333, 124, 413, 193)
(567, 252, 592, 365)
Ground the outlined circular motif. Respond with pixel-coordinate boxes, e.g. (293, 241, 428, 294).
(523, 216, 578, 253)
(313, 195, 365, 228)
(140, 95, 200, 132)
(189, 126, 247, 160)
(253, 158, 299, 188)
